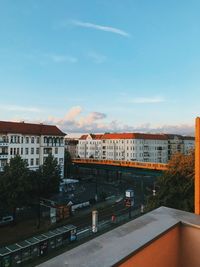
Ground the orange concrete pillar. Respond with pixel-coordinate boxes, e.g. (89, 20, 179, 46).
(195, 117, 200, 214)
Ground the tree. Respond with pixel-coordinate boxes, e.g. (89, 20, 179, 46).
(39, 154, 61, 198)
(0, 155, 32, 221)
(146, 150, 194, 212)
(64, 150, 72, 178)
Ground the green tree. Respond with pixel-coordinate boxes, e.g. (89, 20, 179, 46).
(64, 150, 72, 178)
(146, 150, 194, 212)
(39, 154, 61, 198)
(0, 155, 32, 220)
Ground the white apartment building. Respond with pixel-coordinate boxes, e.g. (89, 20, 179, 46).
(78, 134, 103, 159)
(0, 121, 65, 177)
(183, 136, 195, 154)
(78, 133, 168, 163)
(77, 133, 195, 163)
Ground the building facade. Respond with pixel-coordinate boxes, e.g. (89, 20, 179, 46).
(77, 133, 194, 163)
(78, 134, 103, 159)
(0, 121, 65, 177)
(65, 138, 78, 158)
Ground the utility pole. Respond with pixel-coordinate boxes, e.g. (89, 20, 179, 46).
(95, 169, 98, 201)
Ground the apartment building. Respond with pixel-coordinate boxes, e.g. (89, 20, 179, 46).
(0, 121, 65, 177)
(65, 138, 78, 158)
(183, 136, 195, 154)
(77, 133, 194, 163)
(166, 134, 195, 160)
(78, 134, 103, 159)
(78, 133, 168, 163)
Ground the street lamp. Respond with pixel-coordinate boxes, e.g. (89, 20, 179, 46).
(153, 182, 156, 196)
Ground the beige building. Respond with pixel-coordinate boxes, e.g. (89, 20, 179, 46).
(0, 121, 65, 177)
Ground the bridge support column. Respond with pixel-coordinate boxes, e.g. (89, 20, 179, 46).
(106, 170, 109, 181)
(195, 117, 200, 214)
(116, 171, 122, 184)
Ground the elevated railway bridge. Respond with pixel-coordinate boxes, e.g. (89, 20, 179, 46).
(72, 158, 168, 171)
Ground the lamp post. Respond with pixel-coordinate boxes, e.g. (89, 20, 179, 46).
(94, 169, 98, 202)
(153, 182, 156, 196)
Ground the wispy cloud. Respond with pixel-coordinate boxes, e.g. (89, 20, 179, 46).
(71, 20, 130, 37)
(88, 52, 107, 64)
(129, 96, 165, 104)
(49, 54, 78, 63)
(24, 53, 78, 65)
(0, 104, 41, 113)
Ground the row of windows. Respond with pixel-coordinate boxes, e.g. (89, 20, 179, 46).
(43, 137, 63, 144)
(24, 158, 40, 166)
(8, 136, 64, 145)
(79, 141, 101, 145)
(10, 147, 59, 156)
(10, 136, 40, 144)
(79, 145, 167, 151)
(20, 157, 64, 166)
(10, 147, 40, 156)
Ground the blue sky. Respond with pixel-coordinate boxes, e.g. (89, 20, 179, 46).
(0, 0, 200, 135)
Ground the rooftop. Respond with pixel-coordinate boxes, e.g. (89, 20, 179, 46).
(0, 121, 65, 136)
(38, 206, 200, 267)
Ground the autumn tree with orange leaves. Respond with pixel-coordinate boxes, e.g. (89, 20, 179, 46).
(146, 150, 194, 212)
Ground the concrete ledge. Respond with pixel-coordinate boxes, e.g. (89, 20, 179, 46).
(38, 207, 200, 267)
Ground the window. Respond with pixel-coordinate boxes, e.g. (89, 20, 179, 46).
(11, 136, 14, 143)
(55, 148, 58, 154)
(36, 148, 39, 154)
(26, 137, 29, 143)
(10, 148, 13, 155)
(25, 148, 29, 155)
(21, 148, 23, 155)
(31, 148, 34, 154)
(25, 159, 28, 165)
(36, 158, 39, 165)
(36, 137, 40, 144)
(31, 137, 34, 143)
(30, 159, 34, 166)
(21, 137, 24, 143)
(17, 148, 19, 155)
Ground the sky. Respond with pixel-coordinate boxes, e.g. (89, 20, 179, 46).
(0, 0, 200, 136)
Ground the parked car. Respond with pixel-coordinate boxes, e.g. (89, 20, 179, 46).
(0, 215, 14, 226)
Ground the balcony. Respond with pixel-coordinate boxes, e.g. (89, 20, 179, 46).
(0, 153, 8, 159)
(0, 141, 9, 147)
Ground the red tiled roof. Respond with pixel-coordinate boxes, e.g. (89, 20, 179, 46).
(79, 135, 88, 140)
(102, 133, 167, 140)
(0, 121, 65, 136)
(91, 134, 103, 140)
(79, 134, 103, 140)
